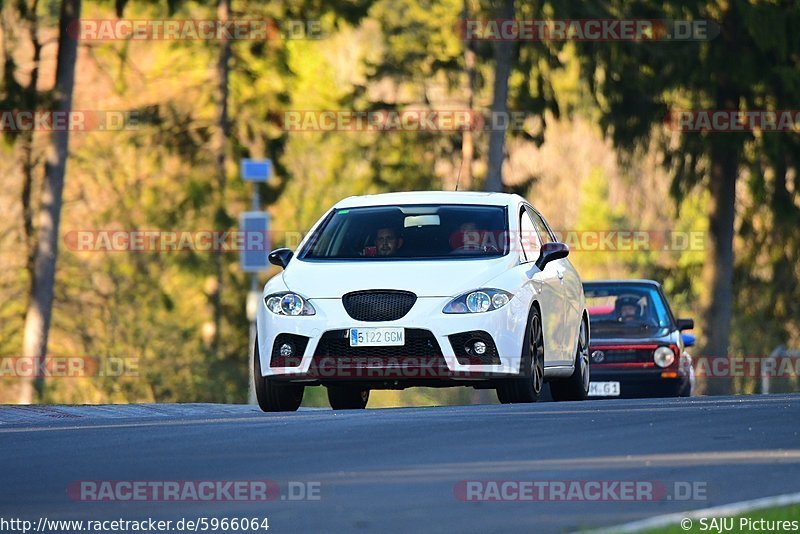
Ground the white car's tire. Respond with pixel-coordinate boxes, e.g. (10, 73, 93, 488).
(496, 305, 544, 404)
(254, 336, 304, 412)
(550, 314, 589, 402)
(327, 386, 369, 410)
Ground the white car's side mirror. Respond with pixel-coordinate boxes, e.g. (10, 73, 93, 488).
(535, 242, 569, 270)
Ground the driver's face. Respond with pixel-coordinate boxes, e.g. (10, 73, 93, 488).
(376, 229, 400, 256)
(620, 305, 638, 320)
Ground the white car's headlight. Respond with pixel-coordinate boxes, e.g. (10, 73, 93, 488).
(443, 289, 513, 314)
(654, 346, 675, 368)
(264, 292, 316, 316)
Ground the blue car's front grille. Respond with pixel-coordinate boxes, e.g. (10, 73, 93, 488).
(591, 346, 656, 364)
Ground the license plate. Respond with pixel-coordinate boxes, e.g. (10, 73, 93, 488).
(349, 327, 405, 347)
(588, 381, 621, 396)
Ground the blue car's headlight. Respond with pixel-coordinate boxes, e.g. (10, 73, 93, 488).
(264, 292, 316, 316)
(443, 289, 513, 314)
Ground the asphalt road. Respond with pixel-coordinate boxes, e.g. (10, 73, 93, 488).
(1, 395, 799, 533)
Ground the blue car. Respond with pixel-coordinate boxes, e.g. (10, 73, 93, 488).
(583, 280, 695, 398)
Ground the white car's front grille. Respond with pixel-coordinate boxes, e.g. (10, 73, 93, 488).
(341, 290, 417, 321)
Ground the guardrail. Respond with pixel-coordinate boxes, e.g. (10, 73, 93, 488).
(761, 345, 800, 394)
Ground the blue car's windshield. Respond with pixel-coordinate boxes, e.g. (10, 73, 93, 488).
(300, 204, 509, 260)
(584, 283, 674, 334)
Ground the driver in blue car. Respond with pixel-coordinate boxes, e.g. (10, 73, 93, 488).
(615, 296, 640, 323)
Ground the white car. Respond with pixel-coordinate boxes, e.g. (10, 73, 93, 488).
(254, 191, 589, 411)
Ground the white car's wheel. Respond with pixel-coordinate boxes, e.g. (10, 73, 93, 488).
(550, 314, 589, 402)
(254, 336, 304, 412)
(327, 386, 369, 410)
(496, 305, 544, 404)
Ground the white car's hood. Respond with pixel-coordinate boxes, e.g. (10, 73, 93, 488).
(282, 256, 515, 298)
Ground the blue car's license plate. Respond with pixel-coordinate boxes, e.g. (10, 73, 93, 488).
(588, 381, 620, 396)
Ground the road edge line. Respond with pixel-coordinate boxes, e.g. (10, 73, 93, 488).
(585, 491, 800, 533)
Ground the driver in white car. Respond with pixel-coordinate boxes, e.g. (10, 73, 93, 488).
(375, 227, 404, 257)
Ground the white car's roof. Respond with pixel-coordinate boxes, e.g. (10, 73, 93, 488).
(333, 191, 521, 209)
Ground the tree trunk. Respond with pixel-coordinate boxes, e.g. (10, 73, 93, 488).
(20, 0, 81, 403)
(209, 0, 231, 353)
(701, 5, 740, 396)
(457, 0, 476, 191)
(484, 0, 514, 192)
(22, 0, 43, 281)
(702, 92, 738, 395)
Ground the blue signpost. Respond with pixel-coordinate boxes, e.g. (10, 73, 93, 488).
(239, 212, 270, 273)
(241, 159, 272, 404)
(241, 158, 272, 182)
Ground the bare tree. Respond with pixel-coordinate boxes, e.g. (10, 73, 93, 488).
(20, 0, 82, 403)
(208, 0, 232, 353)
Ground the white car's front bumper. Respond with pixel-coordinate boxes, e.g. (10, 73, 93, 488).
(256, 294, 531, 384)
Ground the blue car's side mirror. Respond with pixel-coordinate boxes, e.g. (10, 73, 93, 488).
(682, 333, 696, 348)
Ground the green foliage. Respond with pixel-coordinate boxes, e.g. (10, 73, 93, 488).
(572, 0, 800, 378)
(0, 0, 797, 404)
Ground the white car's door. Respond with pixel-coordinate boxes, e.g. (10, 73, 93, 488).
(556, 258, 583, 357)
(519, 207, 564, 365)
(527, 207, 573, 365)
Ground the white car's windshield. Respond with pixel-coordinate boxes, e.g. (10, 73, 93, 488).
(300, 204, 509, 260)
